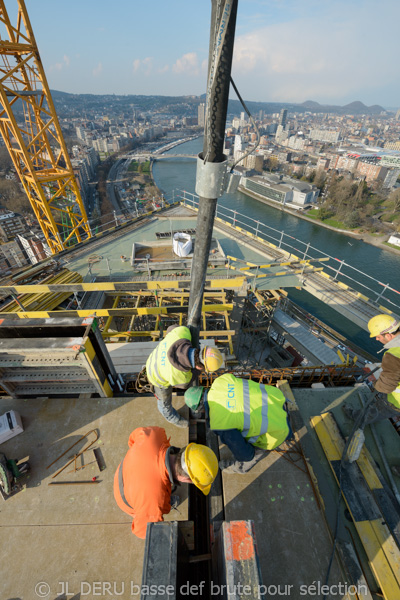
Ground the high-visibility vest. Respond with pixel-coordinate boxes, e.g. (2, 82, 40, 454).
(207, 373, 289, 450)
(146, 326, 193, 388)
(384, 346, 400, 409)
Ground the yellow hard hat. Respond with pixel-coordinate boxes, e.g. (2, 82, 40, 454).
(368, 314, 400, 338)
(183, 443, 218, 495)
(202, 346, 223, 372)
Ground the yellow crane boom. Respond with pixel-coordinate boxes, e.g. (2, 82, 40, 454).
(0, 0, 92, 253)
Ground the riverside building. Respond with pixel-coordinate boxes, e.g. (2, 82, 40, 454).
(240, 173, 319, 208)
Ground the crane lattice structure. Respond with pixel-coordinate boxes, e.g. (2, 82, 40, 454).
(0, 0, 91, 253)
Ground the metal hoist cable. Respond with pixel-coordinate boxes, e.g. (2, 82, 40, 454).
(204, 0, 233, 163)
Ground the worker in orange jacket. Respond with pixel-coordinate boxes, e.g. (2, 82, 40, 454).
(113, 426, 218, 539)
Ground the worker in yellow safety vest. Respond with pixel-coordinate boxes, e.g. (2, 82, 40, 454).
(185, 373, 292, 473)
(343, 314, 400, 429)
(146, 325, 223, 427)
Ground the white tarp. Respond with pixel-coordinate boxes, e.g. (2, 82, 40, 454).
(173, 232, 192, 257)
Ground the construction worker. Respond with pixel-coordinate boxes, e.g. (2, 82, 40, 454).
(343, 314, 400, 425)
(185, 373, 292, 474)
(113, 426, 218, 539)
(145, 325, 223, 427)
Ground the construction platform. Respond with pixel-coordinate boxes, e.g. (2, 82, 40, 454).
(56, 204, 399, 333)
(2, 383, 399, 598)
(0, 394, 189, 599)
(130, 238, 225, 271)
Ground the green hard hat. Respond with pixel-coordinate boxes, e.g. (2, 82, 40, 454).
(184, 386, 204, 410)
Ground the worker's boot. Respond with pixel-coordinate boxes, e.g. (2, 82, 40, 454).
(170, 495, 181, 510)
(219, 449, 265, 474)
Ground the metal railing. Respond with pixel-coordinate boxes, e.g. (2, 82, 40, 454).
(179, 190, 400, 314)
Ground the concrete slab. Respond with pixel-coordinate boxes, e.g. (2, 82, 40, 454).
(0, 394, 189, 599)
(220, 444, 346, 600)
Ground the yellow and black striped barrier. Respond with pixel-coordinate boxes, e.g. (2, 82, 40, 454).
(226, 265, 323, 278)
(0, 303, 233, 320)
(226, 255, 329, 270)
(0, 277, 246, 295)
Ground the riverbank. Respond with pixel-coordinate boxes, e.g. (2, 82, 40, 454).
(238, 185, 400, 257)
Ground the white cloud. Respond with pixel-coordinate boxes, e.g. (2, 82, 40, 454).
(172, 53, 199, 75)
(92, 62, 103, 77)
(232, 2, 400, 103)
(49, 54, 70, 72)
(132, 57, 153, 75)
(158, 64, 170, 74)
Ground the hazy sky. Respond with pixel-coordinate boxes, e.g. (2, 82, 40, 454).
(20, 0, 400, 108)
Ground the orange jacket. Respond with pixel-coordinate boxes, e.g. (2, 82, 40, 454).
(113, 426, 172, 539)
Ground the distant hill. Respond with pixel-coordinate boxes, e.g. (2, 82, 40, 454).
(228, 97, 387, 117)
(299, 99, 385, 115)
(301, 100, 321, 109)
(342, 100, 385, 114)
(48, 90, 389, 118)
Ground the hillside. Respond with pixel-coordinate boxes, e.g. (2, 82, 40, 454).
(48, 90, 389, 118)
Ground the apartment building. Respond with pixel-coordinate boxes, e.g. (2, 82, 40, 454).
(384, 141, 400, 151)
(17, 233, 51, 265)
(309, 129, 340, 143)
(0, 239, 28, 270)
(0, 211, 26, 242)
(244, 153, 264, 172)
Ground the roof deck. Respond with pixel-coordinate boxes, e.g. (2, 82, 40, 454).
(2, 384, 399, 598)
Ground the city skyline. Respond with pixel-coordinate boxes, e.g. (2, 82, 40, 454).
(23, 0, 400, 108)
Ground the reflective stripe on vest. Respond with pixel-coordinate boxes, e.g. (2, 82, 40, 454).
(385, 346, 400, 409)
(247, 384, 269, 444)
(242, 379, 251, 437)
(208, 373, 289, 450)
(151, 343, 169, 387)
(117, 456, 134, 511)
(241, 379, 271, 443)
(146, 326, 192, 388)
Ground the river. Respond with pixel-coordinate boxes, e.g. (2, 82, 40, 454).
(152, 136, 400, 355)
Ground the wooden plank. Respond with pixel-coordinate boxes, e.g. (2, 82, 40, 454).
(107, 339, 219, 373)
(107, 341, 159, 352)
(107, 339, 216, 356)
